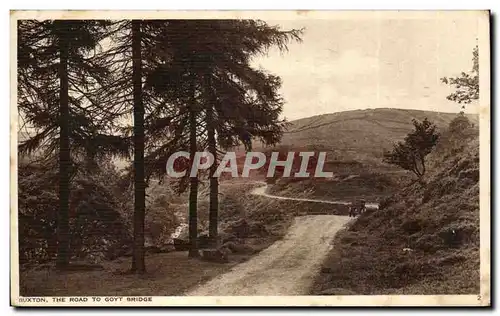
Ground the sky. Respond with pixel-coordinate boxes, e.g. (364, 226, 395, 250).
(252, 13, 481, 121)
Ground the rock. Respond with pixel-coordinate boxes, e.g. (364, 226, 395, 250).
(173, 238, 190, 251)
(226, 219, 268, 238)
(198, 233, 214, 249)
(146, 244, 175, 254)
(218, 246, 231, 257)
(221, 241, 256, 254)
(218, 232, 238, 244)
(160, 244, 176, 253)
(145, 245, 161, 253)
(174, 233, 216, 251)
(220, 241, 238, 253)
(218, 242, 233, 254)
(199, 248, 229, 263)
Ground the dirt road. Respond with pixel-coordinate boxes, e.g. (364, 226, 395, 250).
(250, 181, 379, 208)
(251, 182, 350, 205)
(186, 213, 351, 296)
(185, 182, 378, 296)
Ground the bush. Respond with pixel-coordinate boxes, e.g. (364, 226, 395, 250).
(431, 115, 478, 165)
(383, 118, 439, 178)
(145, 193, 180, 247)
(18, 159, 131, 266)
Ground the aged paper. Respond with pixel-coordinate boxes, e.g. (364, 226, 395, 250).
(11, 10, 490, 307)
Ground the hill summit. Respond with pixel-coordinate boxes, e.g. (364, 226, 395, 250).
(281, 108, 478, 163)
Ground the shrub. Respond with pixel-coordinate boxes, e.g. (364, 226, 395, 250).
(18, 159, 131, 266)
(383, 118, 439, 178)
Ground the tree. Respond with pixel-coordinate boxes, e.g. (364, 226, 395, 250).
(188, 97, 200, 257)
(56, 21, 71, 270)
(189, 20, 300, 245)
(130, 20, 147, 272)
(144, 20, 302, 251)
(441, 45, 479, 112)
(17, 20, 122, 269)
(204, 95, 218, 244)
(448, 114, 475, 135)
(100, 20, 179, 271)
(204, 74, 288, 243)
(383, 118, 439, 178)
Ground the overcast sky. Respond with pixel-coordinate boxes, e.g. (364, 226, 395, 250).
(252, 14, 480, 121)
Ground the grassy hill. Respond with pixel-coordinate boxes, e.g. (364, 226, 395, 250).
(280, 108, 478, 164)
(263, 108, 478, 203)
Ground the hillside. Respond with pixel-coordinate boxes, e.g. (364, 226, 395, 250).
(262, 109, 478, 203)
(281, 108, 478, 164)
(311, 118, 480, 295)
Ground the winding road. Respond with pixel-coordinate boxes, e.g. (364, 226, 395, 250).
(186, 182, 369, 296)
(250, 181, 379, 209)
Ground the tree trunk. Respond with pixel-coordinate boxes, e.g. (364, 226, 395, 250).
(411, 156, 423, 178)
(131, 20, 146, 273)
(56, 25, 70, 270)
(206, 106, 219, 246)
(420, 157, 426, 177)
(188, 105, 199, 258)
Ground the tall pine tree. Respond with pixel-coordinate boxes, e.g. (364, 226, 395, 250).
(17, 20, 125, 269)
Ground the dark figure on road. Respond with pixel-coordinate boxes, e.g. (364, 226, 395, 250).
(348, 200, 366, 217)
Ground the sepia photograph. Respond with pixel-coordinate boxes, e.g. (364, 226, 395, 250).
(10, 10, 490, 307)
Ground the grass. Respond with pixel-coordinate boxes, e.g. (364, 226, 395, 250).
(268, 171, 407, 203)
(310, 131, 480, 295)
(20, 252, 242, 296)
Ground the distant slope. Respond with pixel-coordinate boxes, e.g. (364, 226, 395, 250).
(261, 108, 478, 204)
(281, 108, 478, 162)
